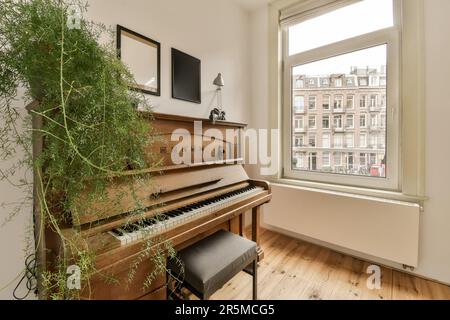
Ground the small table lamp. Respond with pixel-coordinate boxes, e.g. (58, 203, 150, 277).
(209, 73, 226, 123)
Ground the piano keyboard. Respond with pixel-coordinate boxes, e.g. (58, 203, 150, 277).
(108, 185, 264, 245)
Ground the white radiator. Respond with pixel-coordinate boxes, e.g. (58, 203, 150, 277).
(262, 184, 420, 267)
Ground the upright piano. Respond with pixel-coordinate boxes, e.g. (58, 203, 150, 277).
(37, 112, 272, 300)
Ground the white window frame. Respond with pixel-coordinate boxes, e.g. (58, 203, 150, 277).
(322, 133, 330, 148)
(282, 0, 401, 190)
(308, 115, 317, 129)
(346, 114, 354, 129)
(322, 152, 331, 167)
(322, 115, 330, 129)
(308, 95, 317, 110)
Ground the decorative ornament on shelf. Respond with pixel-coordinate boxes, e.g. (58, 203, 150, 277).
(209, 73, 226, 123)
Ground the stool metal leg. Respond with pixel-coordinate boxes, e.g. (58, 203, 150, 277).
(252, 259, 257, 300)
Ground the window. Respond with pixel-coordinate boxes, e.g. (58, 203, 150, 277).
(370, 114, 378, 128)
(322, 134, 330, 148)
(283, 0, 399, 189)
(359, 77, 368, 86)
(308, 116, 316, 129)
(322, 152, 331, 167)
(346, 77, 354, 86)
(308, 96, 316, 110)
(333, 152, 342, 166)
(287, 0, 394, 56)
(294, 116, 304, 131)
(370, 95, 377, 108)
(294, 135, 304, 147)
(309, 134, 316, 147)
(359, 95, 367, 109)
(333, 115, 343, 130)
(295, 78, 304, 88)
(346, 115, 354, 129)
(360, 114, 367, 128)
(322, 116, 330, 129)
(293, 95, 305, 113)
(323, 95, 331, 110)
(345, 134, 354, 148)
(360, 133, 367, 148)
(334, 95, 344, 110)
(294, 152, 305, 168)
(308, 153, 317, 170)
(360, 153, 367, 167)
(346, 95, 354, 109)
(334, 134, 343, 148)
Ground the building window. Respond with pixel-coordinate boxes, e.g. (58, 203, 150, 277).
(322, 152, 331, 167)
(309, 134, 316, 147)
(370, 114, 378, 128)
(360, 153, 367, 167)
(294, 152, 305, 168)
(370, 95, 377, 108)
(334, 95, 344, 110)
(333, 115, 343, 130)
(308, 116, 316, 129)
(346, 95, 354, 109)
(360, 114, 367, 128)
(359, 77, 368, 86)
(346, 77, 354, 87)
(334, 134, 343, 148)
(294, 135, 304, 147)
(293, 95, 305, 113)
(308, 96, 317, 110)
(323, 95, 331, 110)
(294, 116, 304, 131)
(333, 152, 342, 166)
(359, 95, 367, 109)
(322, 134, 330, 148)
(346, 115, 354, 129)
(284, 0, 398, 188)
(308, 152, 317, 170)
(322, 115, 330, 129)
(345, 134, 354, 148)
(295, 78, 304, 88)
(360, 133, 367, 148)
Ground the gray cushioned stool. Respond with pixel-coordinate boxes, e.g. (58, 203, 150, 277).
(167, 229, 258, 300)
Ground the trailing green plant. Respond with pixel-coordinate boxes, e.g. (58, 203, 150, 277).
(0, 0, 180, 299)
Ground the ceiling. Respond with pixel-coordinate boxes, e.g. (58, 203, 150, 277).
(233, 0, 271, 12)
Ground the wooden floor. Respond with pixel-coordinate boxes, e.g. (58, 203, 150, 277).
(208, 228, 450, 300)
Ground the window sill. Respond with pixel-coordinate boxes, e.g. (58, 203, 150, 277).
(268, 177, 428, 206)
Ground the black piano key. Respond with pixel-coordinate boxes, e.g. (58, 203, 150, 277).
(111, 229, 123, 236)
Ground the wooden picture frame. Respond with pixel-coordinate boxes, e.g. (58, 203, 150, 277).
(117, 25, 161, 96)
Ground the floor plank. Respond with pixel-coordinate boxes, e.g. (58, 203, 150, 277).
(206, 229, 450, 300)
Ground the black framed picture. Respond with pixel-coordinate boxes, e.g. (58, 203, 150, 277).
(171, 48, 201, 104)
(117, 25, 161, 96)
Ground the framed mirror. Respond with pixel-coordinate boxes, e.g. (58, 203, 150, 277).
(117, 25, 161, 96)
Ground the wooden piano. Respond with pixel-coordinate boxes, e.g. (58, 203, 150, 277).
(37, 112, 272, 300)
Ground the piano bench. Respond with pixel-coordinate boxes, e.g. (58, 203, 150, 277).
(167, 229, 258, 300)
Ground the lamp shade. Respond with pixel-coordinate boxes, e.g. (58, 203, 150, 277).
(213, 73, 224, 87)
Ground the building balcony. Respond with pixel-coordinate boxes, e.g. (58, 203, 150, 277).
(294, 127, 306, 133)
(333, 108, 345, 114)
(293, 108, 306, 114)
(333, 127, 345, 133)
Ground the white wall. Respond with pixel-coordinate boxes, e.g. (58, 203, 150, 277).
(87, 0, 252, 122)
(249, 0, 450, 284)
(0, 0, 252, 299)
